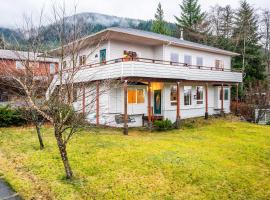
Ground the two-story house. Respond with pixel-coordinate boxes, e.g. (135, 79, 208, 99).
(0, 49, 58, 106)
(48, 27, 242, 129)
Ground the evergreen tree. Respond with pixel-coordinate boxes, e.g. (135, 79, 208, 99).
(0, 34, 5, 49)
(151, 3, 169, 35)
(232, 0, 265, 86)
(175, 0, 208, 42)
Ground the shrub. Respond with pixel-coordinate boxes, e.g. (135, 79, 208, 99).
(154, 119, 173, 131)
(0, 105, 26, 127)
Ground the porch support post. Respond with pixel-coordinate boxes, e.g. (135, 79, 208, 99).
(175, 82, 181, 128)
(82, 85, 86, 114)
(147, 82, 152, 129)
(205, 83, 209, 119)
(96, 81, 100, 126)
(123, 80, 128, 135)
(236, 83, 239, 115)
(221, 83, 225, 117)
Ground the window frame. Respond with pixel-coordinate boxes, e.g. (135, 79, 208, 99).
(15, 61, 25, 69)
(170, 53, 179, 64)
(215, 59, 224, 69)
(50, 63, 56, 74)
(184, 86, 192, 106)
(196, 57, 203, 66)
(196, 86, 204, 105)
(79, 55, 86, 66)
(219, 88, 229, 101)
(128, 88, 145, 104)
(170, 85, 177, 106)
(184, 55, 192, 66)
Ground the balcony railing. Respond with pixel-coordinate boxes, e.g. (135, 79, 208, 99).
(60, 57, 242, 73)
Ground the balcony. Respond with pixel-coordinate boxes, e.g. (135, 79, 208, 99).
(60, 58, 243, 84)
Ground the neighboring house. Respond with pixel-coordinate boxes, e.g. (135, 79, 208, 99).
(48, 27, 242, 127)
(0, 49, 58, 106)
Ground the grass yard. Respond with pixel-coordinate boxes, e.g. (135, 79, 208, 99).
(0, 118, 270, 200)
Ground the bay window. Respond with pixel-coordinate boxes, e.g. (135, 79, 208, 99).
(128, 88, 145, 104)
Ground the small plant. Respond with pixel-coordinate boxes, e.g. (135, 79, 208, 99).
(0, 105, 26, 127)
(154, 119, 173, 131)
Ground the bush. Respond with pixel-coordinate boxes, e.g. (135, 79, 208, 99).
(0, 105, 26, 127)
(154, 119, 173, 131)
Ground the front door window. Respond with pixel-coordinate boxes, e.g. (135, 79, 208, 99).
(154, 90, 162, 115)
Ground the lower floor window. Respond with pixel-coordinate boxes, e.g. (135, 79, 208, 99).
(128, 88, 145, 104)
(184, 86, 192, 106)
(196, 86, 204, 104)
(170, 85, 177, 106)
(220, 88, 229, 100)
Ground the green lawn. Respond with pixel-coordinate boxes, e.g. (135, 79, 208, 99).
(0, 118, 270, 200)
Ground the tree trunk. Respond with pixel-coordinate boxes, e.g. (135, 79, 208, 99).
(54, 129, 73, 179)
(35, 123, 44, 150)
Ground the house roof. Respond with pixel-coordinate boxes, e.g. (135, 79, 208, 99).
(106, 27, 240, 56)
(50, 27, 240, 57)
(0, 49, 58, 63)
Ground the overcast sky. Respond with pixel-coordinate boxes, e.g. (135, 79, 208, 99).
(0, 0, 269, 28)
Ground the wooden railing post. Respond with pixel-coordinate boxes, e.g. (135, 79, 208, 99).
(123, 80, 128, 135)
(148, 82, 152, 129)
(176, 82, 181, 128)
(205, 83, 209, 119)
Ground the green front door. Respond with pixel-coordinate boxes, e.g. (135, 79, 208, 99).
(154, 90, 162, 115)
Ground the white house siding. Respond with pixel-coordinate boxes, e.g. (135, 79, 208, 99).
(164, 46, 231, 70)
(109, 40, 155, 60)
(74, 82, 231, 128)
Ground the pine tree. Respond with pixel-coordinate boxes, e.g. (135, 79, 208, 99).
(232, 0, 265, 86)
(151, 3, 169, 35)
(175, 0, 208, 42)
(0, 34, 5, 49)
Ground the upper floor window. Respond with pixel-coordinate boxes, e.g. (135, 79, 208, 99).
(196, 86, 204, 104)
(50, 63, 55, 74)
(128, 88, 145, 104)
(184, 86, 192, 106)
(215, 60, 224, 69)
(16, 61, 25, 69)
(196, 57, 203, 66)
(170, 53, 179, 64)
(79, 55, 86, 66)
(100, 49, 106, 64)
(184, 55, 192, 66)
(170, 85, 177, 106)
